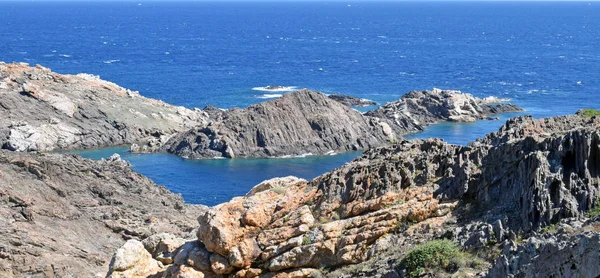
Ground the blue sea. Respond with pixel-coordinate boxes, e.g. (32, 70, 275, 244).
(2, 1, 599, 206)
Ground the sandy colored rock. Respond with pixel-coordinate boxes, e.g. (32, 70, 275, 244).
(107, 240, 163, 277)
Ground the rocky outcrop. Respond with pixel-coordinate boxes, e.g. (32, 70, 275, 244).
(109, 112, 600, 277)
(0, 150, 205, 277)
(0, 63, 523, 159)
(328, 94, 377, 107)
(489, 219, 600, 277)
(0, 62, 208, 152)
(161, 89, 394, 158)
(365, 88, 523, 135)
(160, 89, 523, 159)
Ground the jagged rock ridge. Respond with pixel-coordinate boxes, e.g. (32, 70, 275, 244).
(108, 112, 600, 277)
(161, 89, 394, 158)
(159, 88, 522, 159)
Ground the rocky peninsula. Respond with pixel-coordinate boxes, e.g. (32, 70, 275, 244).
(141, 89, 522, 159)
(0, 63, 208, 152)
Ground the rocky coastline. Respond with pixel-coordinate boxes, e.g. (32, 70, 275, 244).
(1, 63, 522, 159)
(108, 111, 600, 278)
(135, 88, 523, 159)
(2, 62, 599, 278)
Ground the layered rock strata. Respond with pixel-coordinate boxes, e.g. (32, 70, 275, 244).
(160, 90, 394, 158)
(160, 89, 522, 159)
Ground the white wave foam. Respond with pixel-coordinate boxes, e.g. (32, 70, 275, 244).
(252, 86, 297, 92)
(103, 59, 120, 64)
(256, 94, 283, 99)
(278, 153, 314, 159)
(60, 54, 71, 58)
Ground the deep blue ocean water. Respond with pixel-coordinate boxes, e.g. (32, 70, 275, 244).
(2, 1, 599, 205)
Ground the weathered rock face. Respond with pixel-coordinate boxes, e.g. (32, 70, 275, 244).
(160, 89, 523, 159)
(0, 62, 208, 152)
(109, 113, 600, 277)
(489, 219, 600, 278)
(327, 94, 377, 107)
(162, 89, 393, 158)
(0, 150, 204, 277)
(365, 88, 523, 135)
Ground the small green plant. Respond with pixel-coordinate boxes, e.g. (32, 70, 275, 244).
(270, 186, 286, 195)
(401, 239, 485, 277)
(587, 199, 600, 218)
(302, 235, 311, 245)
(539, 224, 558, 234)
(402, 240, 460, 276)
(579, 108, 600, 118)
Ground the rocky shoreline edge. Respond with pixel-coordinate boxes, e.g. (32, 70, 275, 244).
(1, 62, 522, 159)
(4, 62, 600, 277)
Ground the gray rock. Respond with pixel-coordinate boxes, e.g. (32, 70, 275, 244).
(162, 89, 393, 158)
(489, 232, 600, 277)
(365, 88, 523, 137)
(0, 63, 208, 152)
(0, 149, 204, 277)
(328, 94, 377, 107)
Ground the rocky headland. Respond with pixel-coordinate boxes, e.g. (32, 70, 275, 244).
(0, 62, 208, 152)
(147, 88, 522, 159)
(107, 111, 600, 278)
(5, 62, 595, 278)
(157, 89, 393, 158)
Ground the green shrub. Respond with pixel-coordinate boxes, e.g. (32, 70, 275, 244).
(587, 199, 600, 218)
(401, 239, 486, 277)
(539, 224, 558, 234)
(302, 235, 311, 245)
(579, 108, 600, 118)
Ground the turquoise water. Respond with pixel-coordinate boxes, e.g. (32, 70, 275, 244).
(5, 1, 599, 205)
(69, 147, 361, 206)
(405, 112, 525, 145)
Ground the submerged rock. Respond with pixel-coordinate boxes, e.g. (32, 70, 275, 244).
(328, 94, 377, 107)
